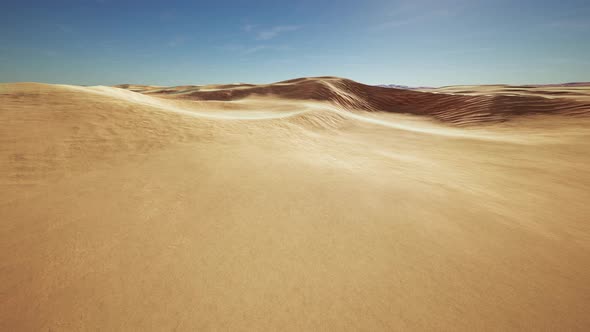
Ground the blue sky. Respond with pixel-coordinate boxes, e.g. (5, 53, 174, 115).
(1, 0, 589, 86)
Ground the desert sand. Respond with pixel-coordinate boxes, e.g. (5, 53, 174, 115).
(419, 82, 590, 102)
(1, 77, 590, 331)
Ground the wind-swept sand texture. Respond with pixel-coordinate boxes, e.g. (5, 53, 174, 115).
(2, 78, 590, 331)
(419, 82, 590, 102)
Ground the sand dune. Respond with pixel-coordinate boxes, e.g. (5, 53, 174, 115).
(419, 83, 590, 102)
(2, 78, 590, 331)
(121, 77, 590, 125)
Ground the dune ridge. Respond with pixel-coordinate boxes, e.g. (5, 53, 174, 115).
(119, 77, 590, 125)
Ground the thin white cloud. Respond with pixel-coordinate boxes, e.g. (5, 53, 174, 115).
(243, 45, 268, 54)
(244, 45, 292, 54)
(374, 17, 419, 29)
(220, 44, 291, 55)
(372, 0, 471, 31)
(373, 9, 451, 31)
(255, 25, 300, 40)
(242, 24, 256, 32)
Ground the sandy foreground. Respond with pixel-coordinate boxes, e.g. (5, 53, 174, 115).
(1, 78, 590, 331)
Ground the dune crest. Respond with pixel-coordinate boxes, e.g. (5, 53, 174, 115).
(119, 77, 590, 125)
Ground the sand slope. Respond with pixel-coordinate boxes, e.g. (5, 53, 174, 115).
(123, 77, 590, 125)
(419, 83, 590, 102)
(2, 79, 590, 331)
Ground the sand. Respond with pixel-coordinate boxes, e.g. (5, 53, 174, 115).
(419, 83, 590, 102)
(1, 78, 590, 331)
